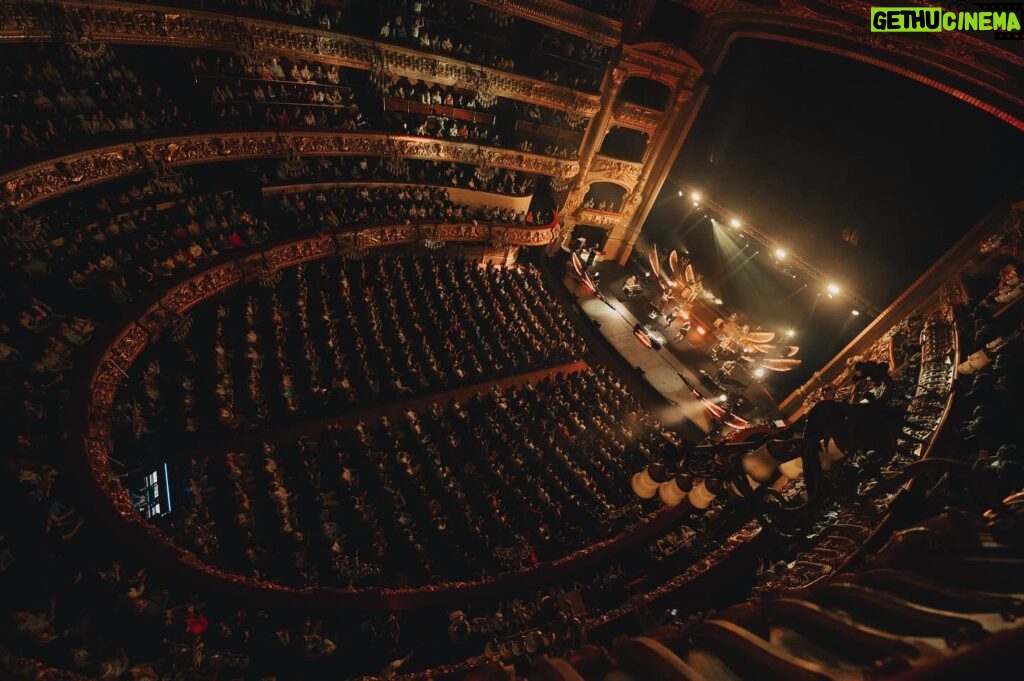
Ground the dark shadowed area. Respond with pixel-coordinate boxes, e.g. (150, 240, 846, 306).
(638, 38, 1024, 396)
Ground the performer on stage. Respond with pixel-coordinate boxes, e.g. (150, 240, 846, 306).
(716, 359, 737, 384)
(622, 275, 640, 298)
(672, 320, 692, 341)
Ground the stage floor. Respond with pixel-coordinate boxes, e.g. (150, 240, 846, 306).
(563, 260, 784, 433)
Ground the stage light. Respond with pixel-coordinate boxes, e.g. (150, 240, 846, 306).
(690, 191, 701, 203)
(786, 329, 795, 338)
(852, 309, 861, 316)
(826, 282, 840, 297)
(678, 190, 683, 197)
(729, 218, 741, 229)
(696, 326, 706, 335)
(753, 367, 766, 379)
(714, 298, 723, 305)
(774, 248, 787, 260)
(718, 394, 728, 402)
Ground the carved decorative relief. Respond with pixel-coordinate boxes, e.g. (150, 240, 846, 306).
(0, 132, 579, 209)
(684, 0, 1022, 127)
(161, 263, 242, 314)
(612, 102, 662, 132)
(575, 209, 622, 228)
(588, 156, 643, 187)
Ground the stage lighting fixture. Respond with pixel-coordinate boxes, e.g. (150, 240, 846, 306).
(786, 329, 795, 338)
(774, 248, 787, 260)
(753, 367, 766, 379)
(696, 326, 706, 335)
(826, 282, 840, 297)
(729, 218, 741, 229)
(718, 394, 728, 402)
(714, 298, 723, 305)
(690, 191, 702, 206)
(678, 190, 683, 197)
(852, 309, 861, 316)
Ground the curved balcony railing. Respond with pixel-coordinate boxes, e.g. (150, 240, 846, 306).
(0, 0, 602, 115)
(77, 234, 719, 614)
(1, 130, 580, 210)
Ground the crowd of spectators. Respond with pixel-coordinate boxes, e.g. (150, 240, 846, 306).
(265, 155, 536, 196)
(375, 75, 495, 112)
(170, 368, 666, 589)
(117, 256, 585, 448)
(2, 39, 594, 167)
(10, 184, 271, 319)
(271, 184, 551, 228)
(377, 2, 517, 73)
(0, 44, 190, 160)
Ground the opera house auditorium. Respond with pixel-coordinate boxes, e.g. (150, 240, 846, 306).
(1, 1, 1023, 680)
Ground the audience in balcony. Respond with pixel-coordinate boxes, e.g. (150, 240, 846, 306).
(271, 184, 552, 228)
(3, 40, 591, 167)
(0, 44, 190, 159)
(376, 1, 517, 74)
(266, 156, 536, 196)
(582, 192, 622, 213)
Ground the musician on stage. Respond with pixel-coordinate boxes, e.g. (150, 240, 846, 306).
(622, 275, 639, 297)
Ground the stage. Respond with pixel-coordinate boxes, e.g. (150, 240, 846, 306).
(562, 260, 785, 434)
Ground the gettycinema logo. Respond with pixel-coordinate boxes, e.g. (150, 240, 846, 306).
(870, 4, 1023, 39)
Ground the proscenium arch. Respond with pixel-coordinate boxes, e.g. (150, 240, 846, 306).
(695, 25, 1024, 133)
(612, 8, 1023, 267)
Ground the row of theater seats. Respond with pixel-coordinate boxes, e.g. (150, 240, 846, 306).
(10, 347, 750, 680)
(520, 503, 1024, 681)
(1, 40, 593, 164)
(166, 368, 664, 590)
(116, 256, 586, 449)
(2, 142, 757, 678)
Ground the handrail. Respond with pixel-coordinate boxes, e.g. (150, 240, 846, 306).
(0, 130, 580, 211)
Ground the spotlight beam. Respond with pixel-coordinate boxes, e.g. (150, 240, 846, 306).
(672, 182, 880, 316)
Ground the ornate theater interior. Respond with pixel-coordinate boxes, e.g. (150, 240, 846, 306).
(2, 1, 1024, 679)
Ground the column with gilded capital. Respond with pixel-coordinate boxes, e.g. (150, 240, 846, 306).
(548, 66, 628, 255)
(607, 73, 709, 265)
(576, 66, 628, 178)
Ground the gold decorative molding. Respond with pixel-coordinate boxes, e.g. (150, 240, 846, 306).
(612, 102, 662, 132)
(587, 155, 643, 188)
(0, 0, 601, 115)
(575, 209, 622, 228)
(619, 44, 703, 89)
(1, 131, 579, 210)
(471, 0, 621, 46)
(680, 0, 1023, 129)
